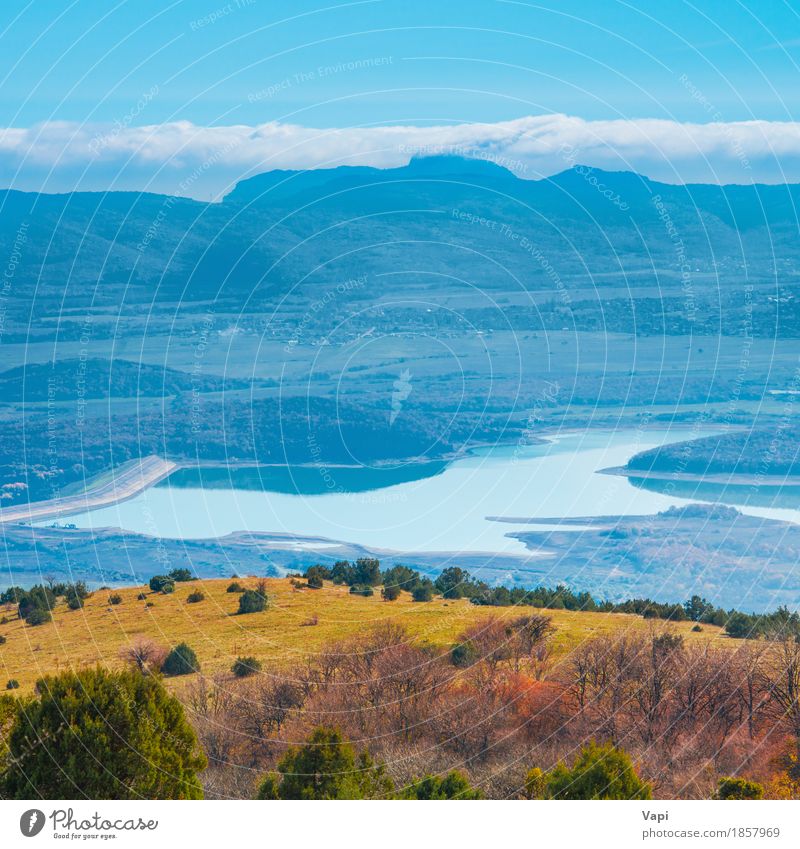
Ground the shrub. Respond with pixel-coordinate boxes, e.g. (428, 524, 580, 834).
(0, 667, 206, 798)
(0, 634, 6, 645)
(169, 568, 193, 582)
(450, 640, 478, 667)
(305, 566, 329, 586)
(6, 679, 19, 690)
(401, 771, 482, 799)
(349, 584, 374, 597)
(161, 643, 200, 676)
(692, 624, 703, 632)
(148, 575, 172, 593)
(716, 777, 765, 800)
(160, 582, 175, 595)
(545, 742, 652, 800)
(238, 582, 269, 614)
(25, 607, 52, 626)
(725, 612, 758, 639)
(382, 584, 401, 601)
(122, 639, 167, 675)
(108, 593, 123, 605)
(257, 727, 393, 799)
(411, 580, 434, 602)
(137, 592, 147, 600)
(145, 602, 155, 608)
(524, 767, 547, 799)
(232, 656, 262, 678)
(226, 581, 244, 593)
(64, 582, 90, 610)
(186, 591, 205, 604)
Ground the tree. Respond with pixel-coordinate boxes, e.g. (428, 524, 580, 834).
(149, 575, 172, 592)
(401, 771, 482, 799)
(162, 642, 200, 676)
(307, 573, 324, 589)
(232, 656, 262, 678)
(353, 558, 381, 586)
(412, 579, 435, 602)
(435, 567, 472, 599)
(725, 612, 758, 639)
(256, 727, 393, 799)
(24, 606, 52, 626)
(169, 568, 193, 582)
(121, 638, 166, 675)
(1, 667, 206, 799)
(545, 742, 652, 800)
(382, 584, 401, 601)
(238, 581, 269, 614)
(524, 767, 547, 799)
(716, 777, 765, 800)
(684, 595, 713, 622)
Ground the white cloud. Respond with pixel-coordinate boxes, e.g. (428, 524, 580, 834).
(1, 114, 799, 199)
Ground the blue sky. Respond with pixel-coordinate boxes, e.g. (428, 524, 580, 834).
(2, 0, 800, 194)
(4, 0, 800, 126)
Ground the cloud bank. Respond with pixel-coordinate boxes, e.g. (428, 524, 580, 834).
(2, 114, 800, 199)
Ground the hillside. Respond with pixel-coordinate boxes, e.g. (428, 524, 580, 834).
(0, 576, 725, 693)
(2, 156, 798, 503)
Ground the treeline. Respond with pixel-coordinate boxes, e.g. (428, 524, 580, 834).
(301, 561, 800, 640)
(626, 427, 800, 477)
(0, 568, 197, 626)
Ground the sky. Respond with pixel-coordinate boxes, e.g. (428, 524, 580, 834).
(2, 0, 800, 197)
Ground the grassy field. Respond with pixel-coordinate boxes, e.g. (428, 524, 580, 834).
(0, 577, 728, 693)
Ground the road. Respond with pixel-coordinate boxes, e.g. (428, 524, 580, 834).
(0, 455, 178, 525)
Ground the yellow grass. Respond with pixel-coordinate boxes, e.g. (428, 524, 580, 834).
(0, 578, 729, 693)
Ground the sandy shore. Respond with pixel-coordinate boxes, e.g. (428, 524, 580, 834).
(0, 455, 178, 525)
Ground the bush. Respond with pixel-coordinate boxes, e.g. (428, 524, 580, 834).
(238, 582, 269, 614)
(145, 602, 155, 608)
(160, 582, 175, 595)
(524, 767, 547, 799)
(450, 640, 478, 667)
(25, 607, 52, 626)
(257, 727, 393, 799)
(692, 624, 703, 632)
(169, 568, 193, 582)
(349, 584, 374, 597)
(0, 635, 6, 645)
(0, 667, 206, 798)
(725, 612, 758, 639)
(401, 771, 482, 799)
(716, 777, 765, 800)
(137, 592, 147, 600)
(411, 580, 434, 602)
(226, 581, 244, 593)
(6, 679, 19, 690)
(161, 643, 200, 677)
(186, 591, 205, 604)
(307, 574, 324, 589)
(382, 584, 401, 601)
(148, 575, 172, 593)
(232, 656, 262, 678)
(545, 742, 652, 800)
(64, 582, 90, 610)
(108, 593, 123, 605)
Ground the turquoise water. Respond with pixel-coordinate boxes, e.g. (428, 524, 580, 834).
(64, 427, 798, 552)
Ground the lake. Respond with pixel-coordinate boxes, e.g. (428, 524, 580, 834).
(61, 426, 800, 553)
